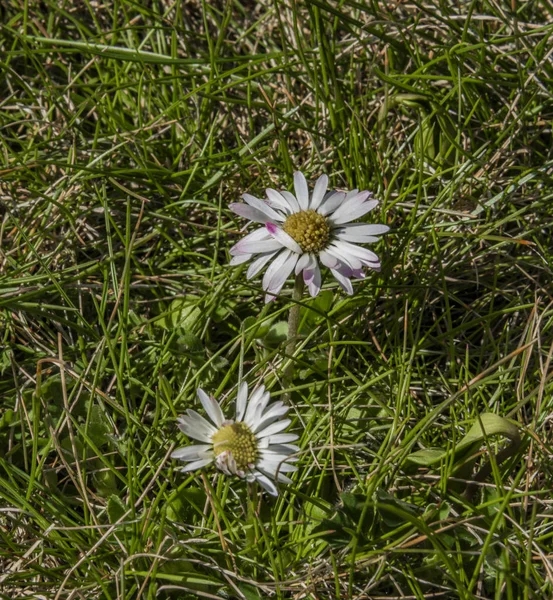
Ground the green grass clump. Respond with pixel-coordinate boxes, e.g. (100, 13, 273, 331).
(1, 0, 553, 598)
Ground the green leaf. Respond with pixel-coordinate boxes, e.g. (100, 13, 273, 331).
(407, 413, 520, 467)
(107, 494, 127, 523)
(456, 413, 520, 454)
(0, 409, 16, 430)
(88, 405, 111, 448)
(407, 447, 448, 466)
(262, 321, 288, 347)
(155, 297, 202, 331)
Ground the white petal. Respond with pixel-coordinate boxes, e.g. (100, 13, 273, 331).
(330, 268, 354, 295)
(242, 193, 285, 222)
(332, 240, 380, 264)
(232, 238, 284, 255)
(197, 388, 224, 428)
(252, 402, 289, 433)
(266, 189, 293, 213)
(326, 244, 363, 270)
(229, 254, 252, 266)
(319, 249, 340, 269)
(262, 443, 299, 454)
(243, 386, 266, 425)
(246, 251, 279, 280)
(338, 223, 390, 236)
(177, 411, 217, 442)
(294, 171, 309, 210)
(268, 433, 299, 444)
(257, 419, 291, 438)
(264, 250, 298, 296)
(180, 458, 213, 473)
(335, 232, 380, 244)
(253, 471, 279, 496)
(281, 190, 300, 213)
(310, 174, 328, 210)
(327, 191, 370, 222)
(330, 198, 379, 226)
(229, 228, 271, 256)
(262, 250, 292, 294)
(295, 252, 312, 275)
(303, 262, 321, 297)
(318, 191, 345, 216)
(265, 223, 302, 254)
(247, 391, 271, 428)
(258, 458, 298, 474)
(230, 203, 278, 225)
(171, 444, 212, 461)
(236, 381, 248, 421)
(275, 472, 293, 484)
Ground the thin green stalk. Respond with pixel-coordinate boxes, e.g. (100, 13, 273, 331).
(283, 274, 304, 398)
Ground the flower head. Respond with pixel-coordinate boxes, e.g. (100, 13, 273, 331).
(171, 384, 298, 496)
(229, 171, 389, 301)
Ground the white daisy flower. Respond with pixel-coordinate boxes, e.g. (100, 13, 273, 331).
(171, 384, 298, 496)
(229, 171, 389, 301)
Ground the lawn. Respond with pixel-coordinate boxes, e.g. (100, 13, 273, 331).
(1, 0, 553, 598)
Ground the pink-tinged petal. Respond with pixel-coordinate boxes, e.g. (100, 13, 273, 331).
(266, 189, 293, 213)
(215, 451, 239, 476)
(265, 223, 302, 254)
(304, 262, 321, 297)
(310, 174, 328, 210)
(318, 191, 346, 216)
(232, 238, 284, 255)
(330, 198, 379, 226)
(253, 471, 278, 496)
(293, 171, 309, 210)
(171, 444, 212, 461)
(246, 251, 278, 280)
(230, 203, 278, 225)
(236, 381, 248, 422)
(281, 190, 300, 213)
(319, 249, 340, 269)
(242, 193, 285, 222)
(180, 458, 214, 473)
(229, 254, 252, 266)
(330, 268, 354, 295)
(295, 252, 311, 275)
(264, 251, 298, 296)
(197, 388, 224, 428)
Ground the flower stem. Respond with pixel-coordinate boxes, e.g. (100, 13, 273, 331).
(283, 274, 304, 398)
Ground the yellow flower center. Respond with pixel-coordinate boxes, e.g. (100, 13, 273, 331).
(212, 422, 258, 470)
(283, 210, 330, 253)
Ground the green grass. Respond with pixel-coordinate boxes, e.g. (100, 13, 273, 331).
(1, 0, 553, 598)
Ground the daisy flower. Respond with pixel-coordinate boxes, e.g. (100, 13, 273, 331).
(229, 171, 389, 300)
(171, 383, 298, 496)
